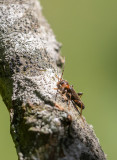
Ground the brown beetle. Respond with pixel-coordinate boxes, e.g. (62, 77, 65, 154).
(55, 68, 85, 116)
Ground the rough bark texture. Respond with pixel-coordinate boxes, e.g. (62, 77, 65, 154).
(0, 0, 107, 160)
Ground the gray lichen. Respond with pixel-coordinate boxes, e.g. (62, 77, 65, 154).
(0, 0, 106, 160)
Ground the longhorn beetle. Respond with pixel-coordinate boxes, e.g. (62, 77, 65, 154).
(55, 66, 85, 116)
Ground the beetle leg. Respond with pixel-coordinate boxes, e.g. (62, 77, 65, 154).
(54, 103, 64, 111)
(72, 100, 80, 113)
(54, 88, 58, 90)
(67, 92, 71, 110)
(68, 99, 70, 110)
(62, 93, 68, 101)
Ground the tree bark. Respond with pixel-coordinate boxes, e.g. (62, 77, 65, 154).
(0, 0, 107, 160)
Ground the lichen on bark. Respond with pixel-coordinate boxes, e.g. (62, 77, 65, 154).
(0, 0, 107, 160)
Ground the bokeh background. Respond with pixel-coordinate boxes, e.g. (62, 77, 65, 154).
(0, 0, 117, 159)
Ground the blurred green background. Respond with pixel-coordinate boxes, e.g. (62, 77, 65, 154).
(0, 0, 117, 159)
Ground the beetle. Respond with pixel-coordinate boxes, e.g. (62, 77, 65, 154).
(55, 68, 85, 116)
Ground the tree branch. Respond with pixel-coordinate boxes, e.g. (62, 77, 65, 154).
(0, 0, 107, 160)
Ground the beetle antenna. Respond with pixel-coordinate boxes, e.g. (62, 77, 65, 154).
(60, 57, 65, 80)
